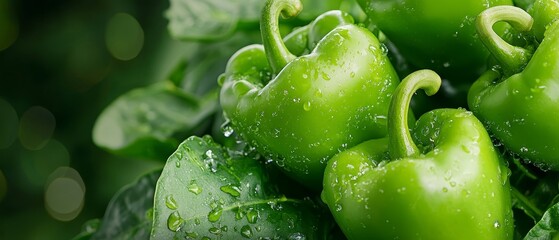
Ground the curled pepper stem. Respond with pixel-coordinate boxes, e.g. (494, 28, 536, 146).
(467, 69, 501, 109)
(261, 0, 302, 74)
(388, 70, 441, 159)
(476, 6, 534, 76)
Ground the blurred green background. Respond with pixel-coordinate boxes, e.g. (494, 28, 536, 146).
(0, 0, 185, 238)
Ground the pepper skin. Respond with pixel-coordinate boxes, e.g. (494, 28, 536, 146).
(356, 0, 512, 80)
(322, 70, 514, 240)
(219, 0, 402, 190)
(469, 6, 559, 170)
(282, 9, 355, 56)
(529, 0, 559, 41)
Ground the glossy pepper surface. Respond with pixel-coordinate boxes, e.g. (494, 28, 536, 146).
(468, 7, 559, 169)
(469, 6, 559, 170)
(356, 0, 512, 80)
(529, 0, 559, 41)
(219, 0, 401, 190)
(322, 70, 514, 240)
(282, 8, 355, 56)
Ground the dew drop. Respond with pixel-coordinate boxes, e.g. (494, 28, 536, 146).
(165, 195, 178, 210)
(289, 233, 306, 240)
(380, 44, 388, 55)
(314, 89, 323, 97)
(235, 208, 245, 220)
(322, 72, 331, 81)
(303, 101, 312, 111)
(442, 187, 448, 192)
(222, 125, 234, 137)
(494, 221, 501, 228)
(188, 180, 203, 195)
(175, 161, 181, 168)
(186, 232, 199, 238)
(209, 227, 221, 234)
(246, 208, 259, 224)
(461, 145, 470, 153)
(220, 184, 241, 197)
(241, 225, 253, 238)
(335, 203, 342, 212)
(204, 150, 219, 172)
(167, 211, 184, 232)
(208, 207, 223, 222)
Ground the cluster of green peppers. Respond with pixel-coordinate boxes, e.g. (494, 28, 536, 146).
(218, 0, 559, 238)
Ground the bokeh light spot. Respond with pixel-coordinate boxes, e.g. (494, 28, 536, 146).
(105, 12, 144, 61)
(0, 0, 19, 51)
(45, 167, 85, 222)
(19, 106, 56, 150)
(20, 139, 70, 189)
(0, 98, 18, 149)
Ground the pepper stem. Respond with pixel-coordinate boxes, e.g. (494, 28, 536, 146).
(388, 70, 441, 159)
(261, 0, 302, 74)
(476, 6, 534, 77)
(467, 69, 501, 110)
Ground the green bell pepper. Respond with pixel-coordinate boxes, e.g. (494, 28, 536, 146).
(469, 6, 559, 170)
(219, 0, 402, 190)
(529, 0, 559, 41)
(356, 0, 512, 80)
(282, 9, 355, 56)
(322, 70, 514, 240)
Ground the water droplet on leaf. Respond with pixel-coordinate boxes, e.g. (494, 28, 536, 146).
(246, 208, 259, 223)
(209, 227, 221, 234)
(222, 125, 234, 138)
(165, 195, 178, 210)
(240, 225, 253, 238)
(188, 180, 202, 195)
(208, 207, 223, 222)
(167, 211, 184, 232)
(289, 233, 306, 240)
(220, 184, 241, 197)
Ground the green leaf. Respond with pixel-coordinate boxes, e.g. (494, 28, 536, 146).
(92, 82, 218, 160)
(512, 187, 545, 223)
(180, 33, 262, 96)
(151, 135, 333, 239)
(71, 219, 101, 240)
(72, 171, 160, 240)
(166, 0, 264, 41)
(525, 201, 559, 240)
(165, 0, 343, 41)
(92, 171, 160, 240)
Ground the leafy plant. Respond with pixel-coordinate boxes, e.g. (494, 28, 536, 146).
(73, 171, 160, 240)
(151, 136, 335, 239)
(76, 0, 559, 239)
